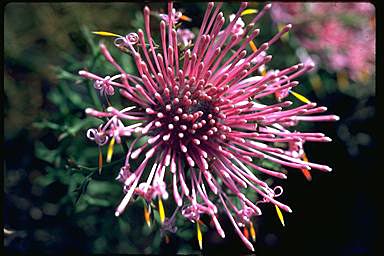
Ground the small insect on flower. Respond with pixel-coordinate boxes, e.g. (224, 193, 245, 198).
(79, 2, 338, 252)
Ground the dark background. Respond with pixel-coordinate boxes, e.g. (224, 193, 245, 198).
(4, 2, 378, 255)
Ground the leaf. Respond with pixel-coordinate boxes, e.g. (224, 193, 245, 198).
(32, 120, 62, 131)
(81, 25, 98, 56)
(83, 194, 112, 207)
(74, 176, 91, 205)
(35, 141, 59, 165)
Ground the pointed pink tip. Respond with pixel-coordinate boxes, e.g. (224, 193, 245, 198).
(144, 6, 150, 15)
(260, 42, 269, 51)
(309, 102, 317, 107)
(291, 81, 299, 86)
(78, 70, 86, 76)
(115, 211, 120, 217)
(305, 62, 316, 69)
(241, 2, 248, 8)
(265, 55, 273, 62)
(208, 2, 214, 8)
(266, 3, 272, 9)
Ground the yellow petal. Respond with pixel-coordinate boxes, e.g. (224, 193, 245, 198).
(92, 31, 122, 37)
(106, 136, 115, 163)
(301, 152, 312, 181)
(249, 40, 257, 52)
(249, 221, 256, 242)
(260, 65, 267, 76)
(98, 147, 103, 174)
(144, 203, 151, 227)
(158, 197, 165, 224)
(243, 226, 249, 240)
(180, 15, 192, 22)
(275, 205, 285, 227)
(241, 9, 258, 16)
(197, 221, 203, 250)
(290, 90, 311, 104)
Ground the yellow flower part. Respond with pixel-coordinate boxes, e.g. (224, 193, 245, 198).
(144, 203, 151, 227)
(241, 9, 258, 16)
(290, 90, 311, 104)
(243, 226, 249, 240)
(92, 31, 122, 37)
(249, 40, 257, 52)
(275, 205, 285, 227)
(249, 40, 267, 76)
(106, 136, 115, 163)
(301, 152, 312, 182)
(249, 221, 256, 242)
(158, 197, 165, 223)
(260, 65, 267, 76)
(179, 15, 192, 22)
(196, 221, 203, 250)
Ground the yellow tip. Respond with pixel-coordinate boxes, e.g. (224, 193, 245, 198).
(179, 15, 192, 22)
(106, 136, 115, 163)
(144, 204, 151, 227)
(92, 31, 122, 37)
(241, 9, 258, 16)
(243, 226, 249, 240)
(249, 40, 258, 52)
(98, 147, 103, 174)
(289, 90, 311, 104)
(275, 205, 285, 227)
(158, 197, 165, 224)
(197, 221, 203, 250)
(249, 221, 256, 242)
(261, 66, 267, 76)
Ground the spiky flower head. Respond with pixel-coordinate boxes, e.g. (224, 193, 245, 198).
(79, 2, 338, 251)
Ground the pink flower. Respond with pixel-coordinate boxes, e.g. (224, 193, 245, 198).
(271, 3, 375, 82)
(79, 2, 338, 251)
(176, 28, 195, 47)
(229, 14, 245, 36)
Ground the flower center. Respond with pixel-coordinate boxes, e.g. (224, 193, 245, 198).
(150, 94, 223, 153)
